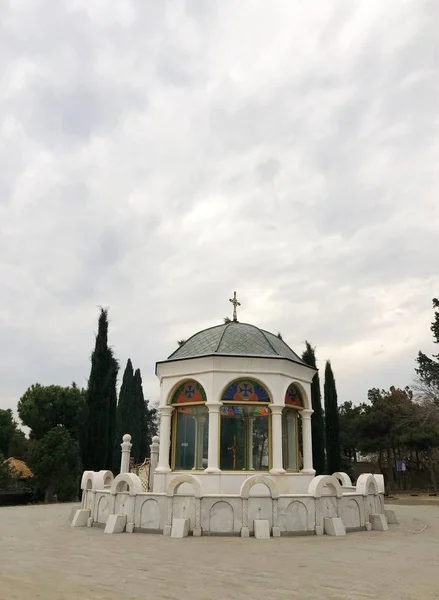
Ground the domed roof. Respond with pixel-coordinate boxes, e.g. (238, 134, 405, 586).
(166, 321, 306, 365)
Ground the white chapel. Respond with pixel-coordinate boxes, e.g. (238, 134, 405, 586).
(76, 294, 388, 537)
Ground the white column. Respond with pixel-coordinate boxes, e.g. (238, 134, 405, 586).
(120, 434, 132, 474)
(269, 405, 286, 475)
(197, 416, 206, 469)
(286, 410, 297, 471)
(247, 417, 255, 470)
(156, 406, 174, 473)
(300, 409, 315, 474)
(205, 403, 221, 473)
(192, 416, 199, 470)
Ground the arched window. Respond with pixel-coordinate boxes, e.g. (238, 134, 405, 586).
(170, 380, 208, 471)
(282, 383, 304, 471)
(220, 379, 270, 471)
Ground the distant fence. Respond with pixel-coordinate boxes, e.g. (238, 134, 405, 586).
(0, 491, 33, 506)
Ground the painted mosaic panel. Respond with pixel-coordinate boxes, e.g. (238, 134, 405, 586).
(171, 380, 207, 404)
(285, 384, 304, 407)
(222, 379, 270, 403)
(220, 405, 269, 418)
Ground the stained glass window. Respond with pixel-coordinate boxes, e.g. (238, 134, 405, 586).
(220, 379, 270, 471)
(171, 380, 207, 404)
(284, 383, 304, 408)
(221, 379, 270, 403)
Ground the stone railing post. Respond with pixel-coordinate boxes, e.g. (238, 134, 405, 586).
(149, 436, 160, 491)
(120, 434, 132, 474)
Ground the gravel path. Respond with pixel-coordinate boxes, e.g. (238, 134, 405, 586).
(0, 502, 438, 599)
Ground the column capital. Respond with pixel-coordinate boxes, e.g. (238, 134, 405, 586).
(300, 409, 313, 419)
(206, 403, 222, 413)
(159, 405, 174, 416)
(269, 405, 284, 416)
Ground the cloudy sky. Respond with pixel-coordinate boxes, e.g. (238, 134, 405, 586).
(1, 0, 438, 416)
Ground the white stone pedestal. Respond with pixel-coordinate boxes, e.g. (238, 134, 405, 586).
(171, 518, 190, 538)
(324, 517, 346, 536)
(126, 522, 135, 533)
(69, 505, 81, 523)
(104, 514, 127, 534)
(254, 520, 270, 539)
(71, 509, 90, 528)
(385, 509, 399, 524)
(272, 525, 281, 538)
(370, 514, 389, 531)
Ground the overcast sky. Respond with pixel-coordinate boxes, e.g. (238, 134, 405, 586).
(1, 0, 438, 416)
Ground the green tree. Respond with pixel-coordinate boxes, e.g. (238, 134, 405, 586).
(84, 308, 119, 471)
(324, 361, 341, 473)
(135, 369, 157, 460)
(17, 383, 85, 501)
(416, 298, 439, 392)
(301, 341, 325, 474)
(7, 430, 29, 461)
(339, 401, 365, 463)
(0, 409, 17, 457)
(134, 368, 147, 463)
(18, 384, 85, 442)
(0, 453, 12, 489)
(358, 387, 414, 489)
(28, 427, 82, 503)
(114, 359, 137, 470)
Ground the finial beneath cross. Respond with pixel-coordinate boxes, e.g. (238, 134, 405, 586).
(229, 291, 241, 322)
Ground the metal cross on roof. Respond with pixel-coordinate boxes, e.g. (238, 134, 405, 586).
(229, 291, 241, 322)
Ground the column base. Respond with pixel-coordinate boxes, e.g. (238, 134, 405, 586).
(269, 468, 286, 475)
(204, 467, 221, 474)
(301, 468, 316, 475)
(155, 466, 172, 474)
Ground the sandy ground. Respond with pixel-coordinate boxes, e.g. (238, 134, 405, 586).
(0, 502, 438, 600)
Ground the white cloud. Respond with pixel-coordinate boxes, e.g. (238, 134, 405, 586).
(1, 0, 438, 415)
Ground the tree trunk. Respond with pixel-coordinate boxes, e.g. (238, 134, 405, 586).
(378, 449, 384, 474)
(44, 479, 56, 503)
(386, 447, 395, 490)
(428, 454, 438, 493)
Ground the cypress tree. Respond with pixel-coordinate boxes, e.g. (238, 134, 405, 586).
(324, 360, 341, 473)
(134, 368, 157, 461)
(84, 308, 119, 471)
(134, 369, 147, 463)
(114, 359, 138, 470)
(301, 341, 326, 474)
